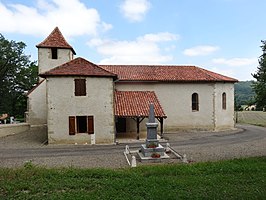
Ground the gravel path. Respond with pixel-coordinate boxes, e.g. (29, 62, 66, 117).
(0, 124, 265, 168)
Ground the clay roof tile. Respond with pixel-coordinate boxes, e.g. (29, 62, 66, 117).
(39, 57, 117, 79)
(36, 27, 76, 54)
(115, 91, 166, 118)
(100, 65, 238, 83)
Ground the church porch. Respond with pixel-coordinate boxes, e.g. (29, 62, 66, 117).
(114, 91, 167, 142)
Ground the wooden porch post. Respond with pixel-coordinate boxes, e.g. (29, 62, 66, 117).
(160, 117, 164, 138)
(156, 117, 164, 138)
(137, 117, 140, 140)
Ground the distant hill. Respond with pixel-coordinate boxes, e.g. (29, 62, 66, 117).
(234, 81, 256, 107)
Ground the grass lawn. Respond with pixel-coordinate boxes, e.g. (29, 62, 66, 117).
(0, 157, 265, 199)
(237, 111, 266, 127)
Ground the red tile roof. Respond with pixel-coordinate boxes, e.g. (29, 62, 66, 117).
(36, 27, 76, 54)
(39, 57, 117, 79)
(115, 91, 167, 118)
(100, 65, 238, 83)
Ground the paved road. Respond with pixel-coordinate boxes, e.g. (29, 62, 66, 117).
(167, 124, 266, 146)
(166, 124, 266, 162)
(0, 124, 265, 168)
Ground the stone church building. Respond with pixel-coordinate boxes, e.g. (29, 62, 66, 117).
(27, 27, 238, 144)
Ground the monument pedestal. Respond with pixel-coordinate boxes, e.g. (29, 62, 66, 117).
(140, 144, 165, 157)
(138, 143, 169, 162)
(138, 103, 169, 162)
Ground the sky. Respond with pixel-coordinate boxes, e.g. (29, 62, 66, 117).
(1, 0, 265, 81)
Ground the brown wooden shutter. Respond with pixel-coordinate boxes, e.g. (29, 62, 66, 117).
(75, 79, 86, 96)
(79, 79, 86, 96)
(87, 116, 94, 134)
(69, 116, 76, 135)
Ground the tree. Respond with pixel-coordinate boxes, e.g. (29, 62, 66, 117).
(0, 34, 38, 119)
(252, 40, 266, 110)
(234, 81, 256, 108)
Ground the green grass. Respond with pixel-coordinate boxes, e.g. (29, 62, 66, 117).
(1, 157, 266, 199)
(237, 111, 266, 127)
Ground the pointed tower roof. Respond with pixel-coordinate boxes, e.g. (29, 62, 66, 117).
(36, 27, 76, 54)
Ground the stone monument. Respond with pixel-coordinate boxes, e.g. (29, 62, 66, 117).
(139, 103, 168, 160)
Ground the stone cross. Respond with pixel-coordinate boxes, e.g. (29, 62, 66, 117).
(146, 103, 158, 141)
(148, 103, 155, 123)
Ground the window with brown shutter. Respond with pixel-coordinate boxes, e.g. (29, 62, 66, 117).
(69, 116, 76, 135)
(88, 116, 94, 134)
(74, 79, 86, 96)
(69, 116, 94, 135)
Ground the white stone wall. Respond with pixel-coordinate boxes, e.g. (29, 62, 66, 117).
(46, 77, 115, 144)
(0, 123, 30, 138)
(116, 82, 235, 132)
(27, 81, 47, 125)
(214, 83, 235, 130)
(38, 48, 74, 74)
(27, 47, 74, 126)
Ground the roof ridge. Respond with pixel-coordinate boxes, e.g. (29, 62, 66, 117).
(196, 66, 219, 81)
(101, 65, 237, 82)
(99, 64, 195, 67)
(197, 66, 238, 82)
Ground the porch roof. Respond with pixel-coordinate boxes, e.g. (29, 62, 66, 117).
(115, 91, 167, 118)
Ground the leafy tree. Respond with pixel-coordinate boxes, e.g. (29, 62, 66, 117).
(234, 81, 256, 109)
(252, 41, 266, 110)
(0, 34, 38, 119)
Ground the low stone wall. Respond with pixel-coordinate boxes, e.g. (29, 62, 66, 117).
(0, 123, 30, 138)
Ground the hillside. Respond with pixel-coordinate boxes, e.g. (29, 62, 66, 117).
(234, 81, 256, 107)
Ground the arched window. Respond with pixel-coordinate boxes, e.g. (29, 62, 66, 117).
(222, 92, 226, 110)
(192, 93, 199, 111)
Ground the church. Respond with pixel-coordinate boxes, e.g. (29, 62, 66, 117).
(26, 27, 238, 144)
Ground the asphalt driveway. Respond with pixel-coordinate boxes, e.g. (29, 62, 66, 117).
(0, 124, 265, 168)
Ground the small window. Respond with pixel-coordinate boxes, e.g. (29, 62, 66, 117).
(69, 116, 94, 135)
(75, 79, 86, 96)
(51, 48, 58, 59)
(222, 92, 226, 110)
(192, 93, 199, 111)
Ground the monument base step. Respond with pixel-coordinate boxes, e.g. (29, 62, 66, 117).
(140, 144, 165, 157)
(137, 151, 170, 163)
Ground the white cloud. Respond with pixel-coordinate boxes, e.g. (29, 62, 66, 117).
(88, 32, 179, 64)
(209, 67, 235, 78)
(138, 32, 180, 42)
(0, 0, 111, 37)
(183, 45, 219, 56)
(120, 0, 151, 22)
(212, 57, 257, 66)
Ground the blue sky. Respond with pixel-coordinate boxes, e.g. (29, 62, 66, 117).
(1, 0, 265, 81)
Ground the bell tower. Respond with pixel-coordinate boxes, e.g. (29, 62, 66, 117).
(36, 27, 76, 78)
